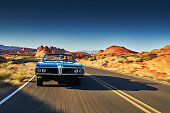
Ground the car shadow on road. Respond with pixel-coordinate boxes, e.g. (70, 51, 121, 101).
(0, 91, 64, 113)
(41, 75, 157, 91)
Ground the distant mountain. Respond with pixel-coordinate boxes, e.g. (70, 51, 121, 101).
(0, 44, 37, 55)
(0, 44, 21, 50)
(77, 50, 98, 54)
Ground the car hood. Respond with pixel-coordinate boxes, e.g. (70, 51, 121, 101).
(36, 62, 83, 68)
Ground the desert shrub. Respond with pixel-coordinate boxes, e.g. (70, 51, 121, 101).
(13, 70, 26, 82)
(13, 74, 26, 82)
(111, 58, 115, 61)
(123, 60, 133, 63)
(135, 58, 143, 62)
(164, 77, 170, 82)
(140, 53, 157, 61)
(148, 54, 157, 58)
(88, 56, 96, 61)
(158, 52, 166, 56)
(89, 58, 93, 61)
(123, 54, 134, 58)
(0, 63, 9, 68)
(92, 56, 96, 60)
(102, 61, 109, 66)
(84, 56, 90, 60)
(110, 54, 114, 57)
(101, 56, 105, 59)
(118, 60, 123, 63)
(117, 55, 126, 58)
(125, 53, 139, 58)
(141, 51, 149, 54)
(7, 65, 18, 70)
(0, 70, 12, 80)
(133, 54, 140, 58)
(11, 57, 30, 64)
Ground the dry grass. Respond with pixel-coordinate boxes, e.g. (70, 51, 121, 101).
(79, 53, 170, 83)
(0, 69, 12, 80)
(0, 56, 37, 86)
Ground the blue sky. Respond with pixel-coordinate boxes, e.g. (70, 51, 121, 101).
(0, 0, 170, 52)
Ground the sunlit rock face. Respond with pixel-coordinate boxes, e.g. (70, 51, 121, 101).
(151, 45, 170, 55)
(36, 46, 68, 58)
(146, 45, 170, 75)
(65, 52, 88, 59)
(97, 50, 104, 54)
(98, 45, 137, 55)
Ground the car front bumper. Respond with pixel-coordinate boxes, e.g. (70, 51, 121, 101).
(36, 73, 84, 77)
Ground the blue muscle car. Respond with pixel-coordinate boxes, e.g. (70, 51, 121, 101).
(35, 53, 84, 86)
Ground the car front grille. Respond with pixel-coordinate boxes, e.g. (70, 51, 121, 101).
(62, 68, 75, 74)
(36, 68, 84, 75)
(62, 68, 84, 74)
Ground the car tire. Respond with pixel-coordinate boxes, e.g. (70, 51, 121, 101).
(36, 77, 43, 86)
(75, 78, 81, 85)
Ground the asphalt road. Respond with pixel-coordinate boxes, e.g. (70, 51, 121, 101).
(0, 67, 170, 113)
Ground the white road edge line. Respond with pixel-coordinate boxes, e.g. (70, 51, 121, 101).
(0, 75, 36, 106)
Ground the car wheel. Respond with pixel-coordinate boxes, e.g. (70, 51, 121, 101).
(75, 78, 81, 85)
(36, 77, 43, 86)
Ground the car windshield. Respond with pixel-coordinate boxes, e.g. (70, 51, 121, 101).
(42, 54, 75, 63)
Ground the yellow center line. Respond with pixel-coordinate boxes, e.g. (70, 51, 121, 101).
(90, 75, 161, 113)
(86, 73, 161, 113)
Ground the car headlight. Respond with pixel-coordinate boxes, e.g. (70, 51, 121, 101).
(37, 68, 41, 73)
(36, 68, 46, 73)
(42, 69, 46, 73)
(74, 69, 79, 73)
(79, 69, 83, 73)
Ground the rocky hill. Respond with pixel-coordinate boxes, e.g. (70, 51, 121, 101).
(98, 46, 137, 54)
(65, 52, 89, 59)
(36, 46, 68, 57)
(146, 45, 170, 75)
(97, 50, 104, 54)
(79, 45, 170, 82)
(151, 45, 170, 55)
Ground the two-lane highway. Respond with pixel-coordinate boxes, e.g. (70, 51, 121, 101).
(0, 67, 170, 113)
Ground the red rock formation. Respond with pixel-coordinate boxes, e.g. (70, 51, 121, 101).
(36, 46, 51, 57)
(36, 46, 68, 57)
(146, 54, 170, 75)
(44, 46, 50, 52)
(97, 50, 104, 54)
(65, 52, 88, 59)
(100, 45, 137, 54)
(37, 46, 44, 53)
(50, 46, 68, 54)
(151, 45, 170, 55)
(145, 45, 170, 74)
